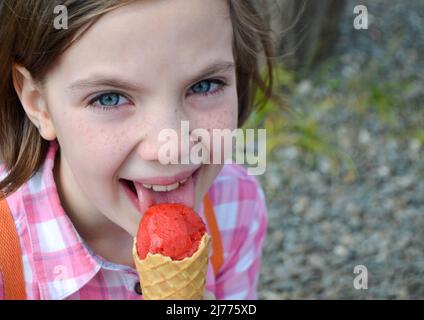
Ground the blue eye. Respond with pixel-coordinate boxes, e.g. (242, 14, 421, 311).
(88, 92, 130, 110)
(99, 93, 120, 106)
(189, 79, 227, 97)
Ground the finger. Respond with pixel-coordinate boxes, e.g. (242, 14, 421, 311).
(204, 290, 216, 300)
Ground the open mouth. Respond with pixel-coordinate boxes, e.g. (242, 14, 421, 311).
(123, 179, 137, 195)
(137, 176, 189, 192)
(120, 167, 201, 213)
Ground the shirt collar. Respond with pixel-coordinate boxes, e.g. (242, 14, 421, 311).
(25, 140, 102, 299)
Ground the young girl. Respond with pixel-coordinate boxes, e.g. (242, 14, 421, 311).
(0, 0, 277, 300)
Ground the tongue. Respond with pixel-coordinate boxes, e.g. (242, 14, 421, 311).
(134, 176, 195, 215)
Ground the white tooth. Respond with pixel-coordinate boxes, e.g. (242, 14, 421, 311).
(166, 182, 180, 191)
(152, 184, 168, 192)
(179, 178, 187, 184)
(142, 183, 152, 189)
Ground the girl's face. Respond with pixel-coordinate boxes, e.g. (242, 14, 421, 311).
(40, 0, 238, 236)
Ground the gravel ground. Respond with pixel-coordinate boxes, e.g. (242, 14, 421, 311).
(257, 0, 424, 299)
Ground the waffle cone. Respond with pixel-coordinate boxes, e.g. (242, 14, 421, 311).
(132, 233, 211, 300)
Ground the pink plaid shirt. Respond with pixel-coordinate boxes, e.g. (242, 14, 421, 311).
(0, 140, 267, 300)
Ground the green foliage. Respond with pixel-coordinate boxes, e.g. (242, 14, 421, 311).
(242, 63, 352, 176)
(241, 52, 422, 181)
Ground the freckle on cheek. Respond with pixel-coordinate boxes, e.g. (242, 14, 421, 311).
(211, 113, 233, 128)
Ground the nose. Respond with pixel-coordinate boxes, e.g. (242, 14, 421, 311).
(136, 101, 192, 163)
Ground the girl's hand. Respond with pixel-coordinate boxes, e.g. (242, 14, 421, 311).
(204, 290, 216, 300)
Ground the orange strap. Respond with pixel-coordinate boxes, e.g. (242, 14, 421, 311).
(0, 196, 26, 300)
(203, 194, 223, 276)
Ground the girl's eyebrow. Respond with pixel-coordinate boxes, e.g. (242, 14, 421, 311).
(67, 60, 235, 92)
(188, 60, 235, 83)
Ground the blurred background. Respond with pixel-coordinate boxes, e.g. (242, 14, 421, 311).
(244, 0, 424, 299)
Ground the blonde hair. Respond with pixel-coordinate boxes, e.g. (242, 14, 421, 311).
(0, 0, 279, 196)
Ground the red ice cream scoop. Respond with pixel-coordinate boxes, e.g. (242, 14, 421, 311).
(136, 203, 206, 261)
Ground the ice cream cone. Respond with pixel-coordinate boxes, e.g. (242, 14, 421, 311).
(132, 233, 211, 300)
